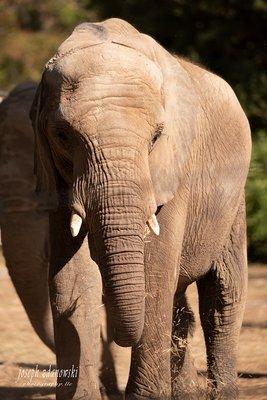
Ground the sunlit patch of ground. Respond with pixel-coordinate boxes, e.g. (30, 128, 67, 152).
(0, 250, 266, 399)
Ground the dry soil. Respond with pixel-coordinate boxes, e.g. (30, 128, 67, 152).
(0, 250, 266, 399)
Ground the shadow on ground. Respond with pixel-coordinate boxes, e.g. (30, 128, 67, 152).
(0, 386, 55, 400)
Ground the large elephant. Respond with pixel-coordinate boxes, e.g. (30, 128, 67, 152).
(0, 82, 55, 351)
(30, 18, 251, 400)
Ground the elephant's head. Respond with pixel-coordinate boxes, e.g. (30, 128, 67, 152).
(30, 19, 198, 347)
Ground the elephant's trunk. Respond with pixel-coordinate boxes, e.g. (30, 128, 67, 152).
(101, 228, 145, 347)
(89, 182, 146, 347)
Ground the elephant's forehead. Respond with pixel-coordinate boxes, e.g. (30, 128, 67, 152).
(45, 42, 162, 95)
(56, 19, 139, 55)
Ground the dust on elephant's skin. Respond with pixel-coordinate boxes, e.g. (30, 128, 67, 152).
(30, 18, 251, 400)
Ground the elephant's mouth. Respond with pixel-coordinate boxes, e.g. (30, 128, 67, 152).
(70, 212, 160, 238)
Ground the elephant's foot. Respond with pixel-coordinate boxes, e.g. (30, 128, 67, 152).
(100, 386, 123, 400)
(56, 385, 102, 400)
(208, 382, 238, 400)
(172, 368, 204, 400)
(172, 387, 206, 400)
(125, 371, 172, 400)
(125, 385, 172, 400)
(172, 369, 206, 400)
(125, 393, 171, 400)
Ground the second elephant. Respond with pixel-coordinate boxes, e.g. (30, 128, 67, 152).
(0, 82, 54, 351)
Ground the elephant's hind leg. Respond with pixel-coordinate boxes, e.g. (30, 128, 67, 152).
(197, 201, 247, 400)
(171, 291, 202, 400)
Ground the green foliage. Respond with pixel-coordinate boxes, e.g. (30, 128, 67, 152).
(246, 132, 267, 262)
(45, 0, 89, 30)
(0, 30, 66, 89)
(0, 0, 266, 261)
(0, 1, 94, 90)
(0, 57, 25, 86)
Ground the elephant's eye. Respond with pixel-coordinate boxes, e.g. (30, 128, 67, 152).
(56, 130, 73, 154)
(150, 123, 164, 152)
(57, 131, 68, 142)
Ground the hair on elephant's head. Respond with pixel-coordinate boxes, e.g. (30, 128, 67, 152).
(30, 18, 198, 347)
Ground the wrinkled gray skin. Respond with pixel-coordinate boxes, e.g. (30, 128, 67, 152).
(31, 19, 251, 400)
(0, 82, 55, 351)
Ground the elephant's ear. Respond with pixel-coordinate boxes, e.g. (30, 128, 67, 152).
(30, 80, 58, 210)
(107, 32, 199, 207)
(148, 42, 199, 206)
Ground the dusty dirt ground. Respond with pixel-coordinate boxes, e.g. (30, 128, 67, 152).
(0, 249, 266, 400)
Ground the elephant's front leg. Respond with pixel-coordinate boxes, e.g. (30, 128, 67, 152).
(126, 266, 173, 399)
(49, 208, 102, 400)
(126, 202, 186, 400)
(171, 292, 201, 400)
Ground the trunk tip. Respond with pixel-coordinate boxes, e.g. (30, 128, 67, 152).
(113, 329, 142, 348)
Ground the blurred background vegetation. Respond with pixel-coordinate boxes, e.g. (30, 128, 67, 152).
(0, 0, 266, 261)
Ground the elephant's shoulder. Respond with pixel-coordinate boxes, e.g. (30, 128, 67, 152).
(178, 58, 238, 107)
(203, 71, 239, 107)
(185, 64, 249, 130)
(205, 73, 250, 135)
(0, 83, 36, 142)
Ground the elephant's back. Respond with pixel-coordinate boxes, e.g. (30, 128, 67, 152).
(0, 81, 37, 136)
(0, 82, 38, 212)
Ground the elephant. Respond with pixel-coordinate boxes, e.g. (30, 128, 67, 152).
(0, 83, 125, 398)
(0, 82, 55, 351)
(30, 18, 251, 400)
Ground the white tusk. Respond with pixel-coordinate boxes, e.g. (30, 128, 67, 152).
(70, 212, 83, 237)
(147, 214, 160, 236)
